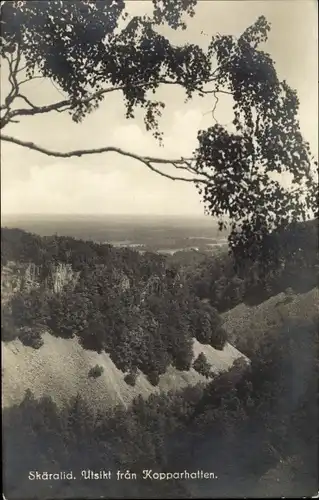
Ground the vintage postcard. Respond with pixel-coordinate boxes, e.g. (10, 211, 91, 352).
(1, 1, 318, 498)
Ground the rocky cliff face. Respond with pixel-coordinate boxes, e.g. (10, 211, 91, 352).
(2, 263, 20, 303)
(50, 262, 79, 294)
(119, 274, 130, 292)
(1, 262, 37, 304)
(1, 260, 79, 301)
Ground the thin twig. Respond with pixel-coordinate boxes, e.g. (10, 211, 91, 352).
(202, 91, 220, 123)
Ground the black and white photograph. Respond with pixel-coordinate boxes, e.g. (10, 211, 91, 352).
(1, 0, 318, 498)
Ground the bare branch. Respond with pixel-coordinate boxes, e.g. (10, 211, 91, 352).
(1, 44, 24, 126)
(142, 160, 196, 183)
(0, 133, 208, 184)
(16, 62, 28, 74)
(200, 88, 232, 96)
(18, 75, 45, 86)
(5, 44, 22, 105)
(203, 91, 220, 122)
(172, 161, 198, 175)
(16, 93, 38, 109)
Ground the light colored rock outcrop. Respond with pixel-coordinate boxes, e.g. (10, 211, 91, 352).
(1, 260, 79, 299)
(50, 262, 79, 294)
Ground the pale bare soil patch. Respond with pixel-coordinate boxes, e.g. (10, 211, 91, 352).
(2, 332, 245, 409)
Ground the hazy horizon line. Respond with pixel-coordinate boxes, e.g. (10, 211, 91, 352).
(1, 212, 213, 219)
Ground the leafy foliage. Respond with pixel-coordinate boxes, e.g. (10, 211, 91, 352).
(124, 369, 138, 387)
(190, 299, 227, 348)
(193, 352, 212, 378)
(184, 219, 318, 312)
(88, 364, 104, 379)
(195, 18, 317, 266)
(0, 0, 209, 139)
(11, 289, 49, 329)
(17, 326, 44, 349)
(0, 2, 317, 263)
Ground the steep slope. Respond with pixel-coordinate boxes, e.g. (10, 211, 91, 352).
(2, 227, 249, 410)
(222, 287, 319, 355)
(2, 333, 246, 409)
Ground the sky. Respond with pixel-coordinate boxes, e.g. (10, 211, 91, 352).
(1, 0, 318, 216)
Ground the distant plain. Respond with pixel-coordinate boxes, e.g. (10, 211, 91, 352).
(1, 213, 228, 254)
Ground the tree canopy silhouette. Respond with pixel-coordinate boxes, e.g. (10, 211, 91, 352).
(1, 0, 317, 263)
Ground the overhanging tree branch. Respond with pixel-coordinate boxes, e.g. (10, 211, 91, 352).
(2, 76, 230, 126)
(0, 132, 209, 184)
(0, 133, 187, 162)
(0, 37, 230, 129)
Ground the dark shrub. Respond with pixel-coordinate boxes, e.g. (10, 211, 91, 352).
(124, 370, 138, 387)
(193, 352, 212, 378)
(147, 371, 160, 386)
(211, 326, 228, 350)
(88, 364, 104, 379)
(18, 327, 44, 349)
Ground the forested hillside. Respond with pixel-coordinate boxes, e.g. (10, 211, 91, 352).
(2, 222, 318, 498)
(2, 220, 317, 384)
(1, 227, 229, 387)
(3, 313, 318, 498)
(183, 219, 318, 313)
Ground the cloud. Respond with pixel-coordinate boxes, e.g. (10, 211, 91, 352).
(1, 107, 205, 215)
